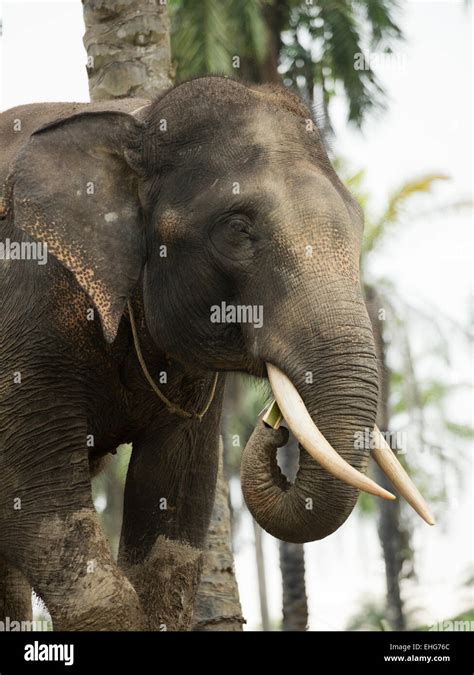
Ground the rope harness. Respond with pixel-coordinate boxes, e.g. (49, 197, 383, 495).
(127, 300, 218, 422)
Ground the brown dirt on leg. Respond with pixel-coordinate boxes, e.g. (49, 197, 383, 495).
(33, 509, 145, 631)
(126, 536, 203, 631)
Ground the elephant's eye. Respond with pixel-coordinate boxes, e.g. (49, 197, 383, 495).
(223, 214, 255, 239)
(230, 219, 251, 236)
(209, 213, 257, 266)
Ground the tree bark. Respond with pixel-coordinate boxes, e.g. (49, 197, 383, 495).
(82, 0, 172, 101)
(192, 438, 245, 631)
(278, 436, 308, 631)
(258, 0, 288, 83)
(366, 287, 406, 631)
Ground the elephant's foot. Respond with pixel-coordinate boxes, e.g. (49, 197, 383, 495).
(21, 509, 146, 631)
(0, 555, 32, 626)
(124, 536, 203, 631)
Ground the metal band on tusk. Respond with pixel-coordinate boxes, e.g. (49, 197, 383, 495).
(262, 399, 283, 429)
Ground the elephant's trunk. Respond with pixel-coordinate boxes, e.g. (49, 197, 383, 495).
(241, 291, 380, 543)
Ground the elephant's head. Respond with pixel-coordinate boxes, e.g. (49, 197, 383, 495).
(11, 77, 432, 542)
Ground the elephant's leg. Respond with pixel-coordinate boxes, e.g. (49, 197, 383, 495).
(0, 401, 145, 631)
(0, 556, 32, 625)
(119, 386, 224, 631)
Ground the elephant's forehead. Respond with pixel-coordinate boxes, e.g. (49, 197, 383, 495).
(184, 106, 318, 173)
(243, 106, 319, 161)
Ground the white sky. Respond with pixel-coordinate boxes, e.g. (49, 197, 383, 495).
(0, 0, 472, 631)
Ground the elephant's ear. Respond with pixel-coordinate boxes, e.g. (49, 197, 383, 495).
(11, 110, 145, 343)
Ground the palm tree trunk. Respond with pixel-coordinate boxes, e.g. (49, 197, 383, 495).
(280, 540, 308, 631)
(258, 0, 288, 83)
(366, 286, 406, 631)
(82, 0, 172, 101)
(192, 439, 244, 631)
(279, 436, 308, 631)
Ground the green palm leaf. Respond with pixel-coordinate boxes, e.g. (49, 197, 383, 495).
(229, 0, 268, 65)
(363, 174, 450, 255)
(171, 0, 234, 78)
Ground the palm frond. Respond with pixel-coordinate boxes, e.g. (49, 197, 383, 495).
(171, 0, 234, 78)
(358, 0, 403, 47)
(319, 0, 385, 125)
(363, 174, 450, 254)
(229, 0, 268, 65)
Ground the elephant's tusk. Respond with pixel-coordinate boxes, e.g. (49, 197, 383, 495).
(265, 363, 396, 501)
(371, 427, 435, 525)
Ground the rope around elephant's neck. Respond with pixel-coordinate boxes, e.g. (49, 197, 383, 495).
(127, 300, 219, 422)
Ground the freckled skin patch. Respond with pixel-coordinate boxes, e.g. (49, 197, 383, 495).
(25, 210, 116, 340)
(158, 209, 185, 242)
(48, 265, 99, 350)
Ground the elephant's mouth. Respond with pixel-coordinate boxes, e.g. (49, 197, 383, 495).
(260, 361, 435, 526)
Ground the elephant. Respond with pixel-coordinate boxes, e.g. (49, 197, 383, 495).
(0, 76, 432, 631)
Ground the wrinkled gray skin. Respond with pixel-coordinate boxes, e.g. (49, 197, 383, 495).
(0, 77, 378, 630)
